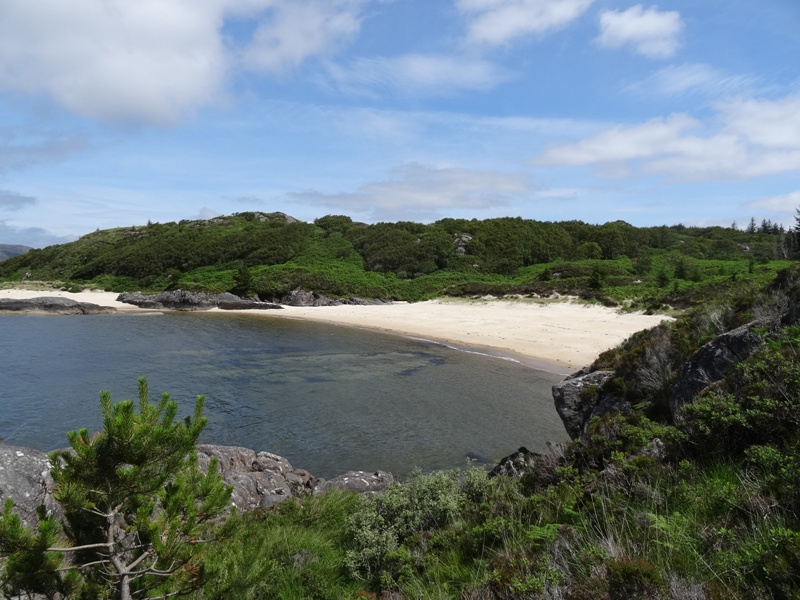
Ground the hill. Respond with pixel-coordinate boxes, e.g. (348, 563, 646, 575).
(0, 244, 31, 262)
(0, 211, 796, 308)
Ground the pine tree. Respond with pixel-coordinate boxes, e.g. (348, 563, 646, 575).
(0, 378, 232, 600)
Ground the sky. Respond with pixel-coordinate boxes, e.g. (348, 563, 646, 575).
(1, 0, 799, 247)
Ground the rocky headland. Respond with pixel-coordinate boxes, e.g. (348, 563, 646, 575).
(0, 296, 116, 315)
(552, 301, 798, 439)
(116, 290, 283, 311)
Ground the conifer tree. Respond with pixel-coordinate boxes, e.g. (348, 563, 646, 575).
(0, 378, 232, 600)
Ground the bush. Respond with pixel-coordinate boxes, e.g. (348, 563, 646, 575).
(606, 557, 664, 600)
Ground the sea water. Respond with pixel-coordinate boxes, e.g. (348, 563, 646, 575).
(0, 311, 568, 478)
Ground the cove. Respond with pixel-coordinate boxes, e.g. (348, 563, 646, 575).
(0, 311, 568, 478)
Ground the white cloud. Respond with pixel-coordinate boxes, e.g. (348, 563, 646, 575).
(242, 0, 366, 73)
(538, 114, 700, 165)
(457, 0, 594, 46)
(0, 190, 36, 211)
(324, 54, 513, 96)
(0, 0, 375, 124)
(536, 93, 800, 181)
(0, 0, 233, 124)
(0, 128, 88, 172)
(289, 162, 535, 220)
(626, 63, 760, 98)
(721, 94, 800, 149)
(597, 5, 684, 58)
(749, 190, 800, 213)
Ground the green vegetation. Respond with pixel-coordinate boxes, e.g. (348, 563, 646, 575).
(1, 211, 797, 307)
(0, 378, 232, 600)
(192, 275, 800, 599)
(3, 213, 800, 598)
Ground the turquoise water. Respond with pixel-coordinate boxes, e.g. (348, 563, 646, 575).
(0, 311, 568, 478)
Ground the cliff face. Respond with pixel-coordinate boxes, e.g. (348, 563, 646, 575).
(553, 297, 798, 439)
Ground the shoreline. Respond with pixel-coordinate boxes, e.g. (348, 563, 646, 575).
(0, 288, 672, 372)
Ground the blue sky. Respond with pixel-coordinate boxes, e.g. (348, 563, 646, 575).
(1, 0, 799, 247)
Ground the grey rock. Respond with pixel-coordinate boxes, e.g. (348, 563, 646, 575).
(489, 447, 536, 478)
(2, 443, 394, 525)
(117, 290, 282, 311)
(197, 444, 316, 512)
(314, 470, 394, 495)
(280, 288, 340, 307)
(0, 445, 61, 528)
(278, 288, 390, 307)
(552, 369, 616, 439)
(588, 392, 632, 425)
(0, 297, 115, 315)
(670, 320, 765, 421)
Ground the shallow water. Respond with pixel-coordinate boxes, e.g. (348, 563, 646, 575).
(0, 311, 568, 478)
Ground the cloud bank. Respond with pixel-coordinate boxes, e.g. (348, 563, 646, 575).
(0, 0, 377, 124)
(457, 0, 594, 46)
(290, 162, 535, 221)
(537, 93, 800, 181)
(597, 5, 684, 58)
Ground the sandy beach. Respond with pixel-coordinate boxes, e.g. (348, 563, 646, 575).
(0, 288, 671, 373)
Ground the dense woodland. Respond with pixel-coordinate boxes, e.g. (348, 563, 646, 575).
(2, 212, 800, 598)
(0, 211, 797, 308)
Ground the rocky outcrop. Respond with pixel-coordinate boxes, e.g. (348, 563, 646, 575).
(116, 290, 282, 311)
(489, 447, 536, 478)
(196, 445, 316, 511)
(1, 443, 396, 524)
(552, 369, 616, 439)
(552, 316, 773, 437)
(279, 288, 391, 307)
(669, 320, 765, 421)
(0, 445, 61, 527)
(0, 297, 115, 315)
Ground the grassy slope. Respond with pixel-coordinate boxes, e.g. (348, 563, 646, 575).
(191, 266, 800, 600)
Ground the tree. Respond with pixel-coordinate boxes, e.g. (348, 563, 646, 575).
(232, 263, 253, 296)
(0, 378, 232, 600)
(576, 241, 603, 260)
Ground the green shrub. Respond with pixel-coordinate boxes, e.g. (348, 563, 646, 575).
(606, 557, 664, 600)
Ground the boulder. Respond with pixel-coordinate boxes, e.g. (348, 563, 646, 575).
(314, 470, 394, 495)
(196, 445, 316, 512)
(0, 297, 115, 315)
(0, 445, 61, 527)
(669, 320, 765, 421)
(278, 288, 391, 307)
(280, 288, 340, 307)
(489, 447, 536, 478)
(552, 369, 616, 439)
(117, 290, 282, 311)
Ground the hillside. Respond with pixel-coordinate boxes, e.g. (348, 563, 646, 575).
(0, 244, 31, 262)
(0, 212, 796, 309)
(3, 264, 800, 598)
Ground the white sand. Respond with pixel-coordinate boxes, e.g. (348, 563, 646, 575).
(1, 288, 671, 373)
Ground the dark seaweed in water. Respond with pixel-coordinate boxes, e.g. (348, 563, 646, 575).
(0, 311, 567, 478)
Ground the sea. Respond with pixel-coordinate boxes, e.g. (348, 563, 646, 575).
(0, 311, 568, 478)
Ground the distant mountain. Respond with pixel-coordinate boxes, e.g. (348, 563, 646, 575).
(0, 244, 32, 262)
